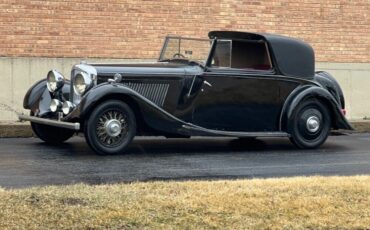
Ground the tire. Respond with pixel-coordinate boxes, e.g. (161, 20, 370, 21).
(31, 122, 75, 144)
(84, 100, 136, 155)
(289, 99, 331, 149)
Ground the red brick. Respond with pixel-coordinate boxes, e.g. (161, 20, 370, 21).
(0, 0, 368, 62)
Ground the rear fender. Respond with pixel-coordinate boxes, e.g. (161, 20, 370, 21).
(280, 85, 353, 131)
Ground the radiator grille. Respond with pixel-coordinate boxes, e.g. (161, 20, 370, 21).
(124, 82, 169, 107)
(70, 73, 81, 105)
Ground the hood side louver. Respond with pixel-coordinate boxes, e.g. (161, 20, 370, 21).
(124, 82, 169, 107)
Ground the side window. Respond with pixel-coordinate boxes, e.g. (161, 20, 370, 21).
(211, 40, 232, 68)
(211, 40, 272, 71)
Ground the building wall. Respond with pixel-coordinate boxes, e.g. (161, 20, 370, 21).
(1, 0, 369, 62)
(0, 1, 369, 122)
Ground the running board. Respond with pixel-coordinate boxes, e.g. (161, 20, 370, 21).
(182, 124, 290, 137)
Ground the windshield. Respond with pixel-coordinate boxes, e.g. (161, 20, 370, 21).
(159, 37, 213, 64)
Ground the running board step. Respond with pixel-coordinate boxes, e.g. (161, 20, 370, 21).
(182, 124, 290, 137)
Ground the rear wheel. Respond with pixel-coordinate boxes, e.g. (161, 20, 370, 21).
(31, 122, 75, 144)
(289, 99, 331, 149)
(84, 100, 136, 155)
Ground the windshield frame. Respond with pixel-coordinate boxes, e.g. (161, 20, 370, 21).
(158, 36, 215, 65)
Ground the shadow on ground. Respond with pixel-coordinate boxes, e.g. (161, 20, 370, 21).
(34, 135, 347, 157)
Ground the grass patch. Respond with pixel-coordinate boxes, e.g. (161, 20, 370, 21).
(0, 176, 369, 229)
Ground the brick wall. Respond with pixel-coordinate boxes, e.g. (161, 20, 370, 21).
(0, 0, 369, 62)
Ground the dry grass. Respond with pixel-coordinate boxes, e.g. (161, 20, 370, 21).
(0, 176, 369, 229)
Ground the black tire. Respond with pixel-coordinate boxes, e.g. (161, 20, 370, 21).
(289, 99, 331, 149)
(84, 100, 136, 155)
(31, 122, 75, 144)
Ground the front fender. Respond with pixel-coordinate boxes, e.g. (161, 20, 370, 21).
(23, 79, 71, 117)
(65, 83, 188, 134)
(280, 85, 354, 131)
(23, 79, 47, 110)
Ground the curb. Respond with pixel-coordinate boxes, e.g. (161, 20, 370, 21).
(0, 122, 34, 138)
(1, 121, 370, 138)
(349, 120, 370, 133)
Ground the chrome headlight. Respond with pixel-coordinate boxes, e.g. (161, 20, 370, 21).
(73, 72, 92, 95)
(50, 99, 62, 112)
(62, 101, 75, 115)
(46, 70, 65, 93)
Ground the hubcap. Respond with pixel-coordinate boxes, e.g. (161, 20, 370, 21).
(105, 119, 122, 137)
(306, 116, 320, 133)
(96, 110, 127, 146)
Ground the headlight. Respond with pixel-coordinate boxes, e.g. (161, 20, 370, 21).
(46, 70, 64, 93)
(50, 99, 62, 112)
(73, 72, 92, 95)
(62, 101, 75, 115)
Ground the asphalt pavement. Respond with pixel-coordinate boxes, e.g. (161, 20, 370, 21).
(0, 134, 369, 188)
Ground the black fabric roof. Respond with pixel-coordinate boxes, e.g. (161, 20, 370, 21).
(208, 31, 315, 79)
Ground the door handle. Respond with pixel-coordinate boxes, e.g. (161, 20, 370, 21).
(203, 80, 212, 87)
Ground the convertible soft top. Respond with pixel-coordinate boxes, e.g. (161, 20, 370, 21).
(209, 31, 315, 79)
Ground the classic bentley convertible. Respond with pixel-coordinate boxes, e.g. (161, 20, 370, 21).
(19, 31, 353, 155)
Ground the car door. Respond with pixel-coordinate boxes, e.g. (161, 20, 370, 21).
(191, 70, 281, 132)
(191, 39, 282, 132)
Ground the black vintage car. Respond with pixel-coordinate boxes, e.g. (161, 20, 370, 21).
(20, 31, 353, 155)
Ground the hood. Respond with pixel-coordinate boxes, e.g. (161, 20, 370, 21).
(91, 62, 198, 76)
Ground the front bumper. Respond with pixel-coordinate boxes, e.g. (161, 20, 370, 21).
(19, 114, 80, 131)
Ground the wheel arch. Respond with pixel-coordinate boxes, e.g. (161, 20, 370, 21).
(72, 83, 184, 135)
(80, 92, 149, 135)
(280, 85, 353, 132)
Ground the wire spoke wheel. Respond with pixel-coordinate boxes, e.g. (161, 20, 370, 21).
(95, 110, 128, 147)
(85, 100, 136, 155)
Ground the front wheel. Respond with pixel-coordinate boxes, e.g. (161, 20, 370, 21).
(289, 99, 331, 149)
(84, 100, 136, 155)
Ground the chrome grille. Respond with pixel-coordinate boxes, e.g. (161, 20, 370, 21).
(124, 82, 169, 107)
(70, 70, 81, 105)
(70, 64, 97, 106)
(70, 72, 75, 103)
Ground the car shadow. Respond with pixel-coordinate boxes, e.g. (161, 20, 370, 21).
(129, 137, 294, 154)
(35, 136, 348, 157)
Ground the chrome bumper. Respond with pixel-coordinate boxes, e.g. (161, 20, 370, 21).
(18, 114, 80, 131)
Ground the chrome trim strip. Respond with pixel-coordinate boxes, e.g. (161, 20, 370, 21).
(182, 124, 290, 137)
(18, 115, 80, 131)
